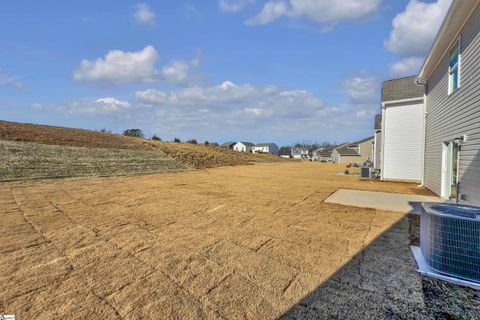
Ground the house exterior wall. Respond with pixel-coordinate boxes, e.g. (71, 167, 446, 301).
(332, 150, 340, 163)
(332, 150, 361, 164)
(252, 144, 279, 155)
(424, 4, 480, 205)
(338, 155, 362, 165)
(382, 100, 425, 182)
(233, 142, 252, 152)
(357, 138, 374, 163)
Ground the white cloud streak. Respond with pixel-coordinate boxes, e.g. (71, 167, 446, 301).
(246, 0, 381, 26)
(0, 70, 27, 92)
(134, 3, 156, 26)
(219, 0, 256, 13)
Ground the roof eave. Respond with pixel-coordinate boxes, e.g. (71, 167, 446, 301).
(418, 1, 479, 83)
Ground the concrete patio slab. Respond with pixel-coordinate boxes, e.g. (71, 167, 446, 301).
(324, 188, 442, 214)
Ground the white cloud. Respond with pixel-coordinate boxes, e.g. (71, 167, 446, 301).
(390, 57, 424, 77)
(343, 76, 379, 119)
(385, 0, 452, 76)
(96, 97, 132, 111)
(219, 0, 256, 13)
(161, 50, 201, 85)
(0, 70, 27, 92)
(73, 46, 200, 85)
(246, 0, 381, 26)
(343, 76, 378, 104)
(32, 97, 133, 116)
(136, 81, 278, 106)
(134, 3, 156, 26)
(74, 46, 159, 84)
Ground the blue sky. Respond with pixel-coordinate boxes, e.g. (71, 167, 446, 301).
(0, 0, 451, 145)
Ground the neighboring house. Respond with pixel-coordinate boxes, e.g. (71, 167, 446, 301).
(233, 141, 254, 152)
(380, 76, 425, 182)
(373, 114, 382, 170)
(292, 147, 310, 159)
(352, 136, 374, 163)
(221, 141, 236, 149)
(331, 137, 373, 164)
(310, 148, 325, 161)
(252, 143, 279, 155)
(292, 148, 303, 159)
(332, 147, 361, 164)
(279, 147, 292, 158)
(417, 0, 480, 204)
(318, 149, 333, 162)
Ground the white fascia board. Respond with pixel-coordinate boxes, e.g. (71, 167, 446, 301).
(382, 97, 424, 108)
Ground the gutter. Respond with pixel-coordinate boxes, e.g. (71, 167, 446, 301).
(381, 96, 424, 108)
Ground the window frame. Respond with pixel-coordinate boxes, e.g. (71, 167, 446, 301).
(448, 37, 461, 95)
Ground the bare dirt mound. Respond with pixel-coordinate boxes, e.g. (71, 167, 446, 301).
(0, 120, 288, 180)
(0, 120, 145, 150)
(0, 140, 188, 181)
(142, 140, 285, 169)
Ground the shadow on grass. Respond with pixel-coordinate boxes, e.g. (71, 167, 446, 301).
(279, 216, 430, 319)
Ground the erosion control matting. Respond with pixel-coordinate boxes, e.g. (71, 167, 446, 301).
(1, 163, 435, 319)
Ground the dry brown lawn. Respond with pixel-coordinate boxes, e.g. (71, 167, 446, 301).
(1, 163, 434, 319)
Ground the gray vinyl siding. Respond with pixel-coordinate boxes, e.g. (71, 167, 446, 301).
(424, 5, 480, 205)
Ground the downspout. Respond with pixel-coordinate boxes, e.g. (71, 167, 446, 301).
(416, 78, 427, 187)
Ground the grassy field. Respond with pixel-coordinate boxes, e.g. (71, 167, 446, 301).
(1, 162, 439, 319)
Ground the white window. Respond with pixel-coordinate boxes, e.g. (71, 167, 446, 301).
(448, 39, 461, 94)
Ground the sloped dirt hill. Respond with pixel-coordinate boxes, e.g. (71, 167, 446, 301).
(142, 140, 286, 169)
(0, 120, 145, 150)
(0, 120, 287, 172)
(0, 140, 188, 181)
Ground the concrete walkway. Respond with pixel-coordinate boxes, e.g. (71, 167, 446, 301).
(325, 189, 441, 214)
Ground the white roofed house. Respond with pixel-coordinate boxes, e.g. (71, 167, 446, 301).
(233, 142, 254, 153)
(252, 143, 279, 155)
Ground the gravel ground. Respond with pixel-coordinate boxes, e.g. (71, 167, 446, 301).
(1, 163, 442, 319)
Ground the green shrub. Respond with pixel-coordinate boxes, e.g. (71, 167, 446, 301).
(173, 138, 181, 143)
(151, 135, 161, 141)
(344, 169, 349, 175)
(187, 139, 198, 144)
(123, 129, 144, 138)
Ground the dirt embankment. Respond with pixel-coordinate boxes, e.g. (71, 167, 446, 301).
(0, 120, 287, 181)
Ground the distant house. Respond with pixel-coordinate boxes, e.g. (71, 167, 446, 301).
(352, 136, 374, 163)
(221, 142, 236, 149)
(310, 148, 323, 161)
(252, 143, 279, 155)
(292, 147, 310, 159)
(332, 147, 361, 165)
(416, 0, 480, 204)
(331, 137, 374, 165)
(233, 141, 254, 152)
(317, 149, 333, 162)
(380, 76, 424, 182)
(279, 147, 292, 158)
